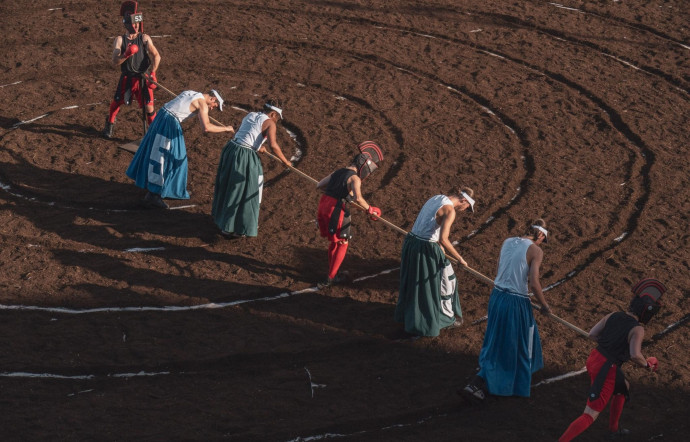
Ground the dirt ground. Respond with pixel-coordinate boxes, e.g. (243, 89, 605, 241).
(0, 0, 688, 440)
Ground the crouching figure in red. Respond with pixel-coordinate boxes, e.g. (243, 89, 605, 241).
(558, 278, 667, 441)
(315, 141, 383, 288)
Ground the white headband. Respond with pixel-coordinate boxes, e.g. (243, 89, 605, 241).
(265, 104, 283, 119)
(532, 225, 548, 239)
(461, 191, 475, 212)
(210, 89, 224, 111)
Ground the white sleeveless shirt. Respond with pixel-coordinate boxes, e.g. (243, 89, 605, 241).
(233, 112, 270, 151)
(410, 195, 452, 242)
(494, 237, 533, 296)
(163, 91, 204, 123)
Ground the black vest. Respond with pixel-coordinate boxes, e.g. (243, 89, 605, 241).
(596, 312, 639, 365)
(324, 168, 356, 200)
(120, 33, 150, 75)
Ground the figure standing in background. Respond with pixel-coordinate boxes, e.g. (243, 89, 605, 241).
(103, 1, 161, 139)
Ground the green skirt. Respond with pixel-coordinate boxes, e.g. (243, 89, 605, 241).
(394, 233, 462, 337)
(212, 140, 263, 237)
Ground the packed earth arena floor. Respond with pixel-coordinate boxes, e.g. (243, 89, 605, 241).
(0, 0, 688, 440)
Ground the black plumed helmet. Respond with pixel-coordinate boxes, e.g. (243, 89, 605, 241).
(628, 278, 666, 324)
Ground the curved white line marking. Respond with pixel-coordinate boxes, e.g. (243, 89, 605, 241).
(0, 370, 170, 379)
(124, 247, 165, 253)
(12, 113, 49, 128)
(548, 3, 582, 13)
(0, 80, 22, 88)
(0, 287, 318, 315)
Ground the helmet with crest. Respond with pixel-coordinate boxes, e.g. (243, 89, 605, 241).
(628, 278, 666, 324)
(121, 1, 143, 33)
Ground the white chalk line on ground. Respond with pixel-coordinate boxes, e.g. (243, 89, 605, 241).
(0, 80, 22, 88)
(547, 1, 690, 55)
(547, 3, 582, 13)
(304, 367, 327, 398)
(0, 286, 317, 315)
(0, 370, 170, 380)
(124, 247, 166, 253)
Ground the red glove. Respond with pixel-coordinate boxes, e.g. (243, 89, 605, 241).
(148, 71, 158, 89)
(123, 44, 139, 58)
(367, 205, 381, 221)
(646, 356, 658, 372)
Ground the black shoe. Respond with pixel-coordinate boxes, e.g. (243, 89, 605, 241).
(333, 271, 350, 284)
(450, 317, 464, 328)
(458, 382, 486, 405)
(144, 191, 168, 209)
(221, 230, 245, 239)
(317, 278, 334, 289)
(103, 120, 114, 139)
(609, 428, 631, 439)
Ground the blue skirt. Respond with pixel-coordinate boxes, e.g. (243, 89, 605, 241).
(478, 287, 543, 397)
(125, 109, 189, 199)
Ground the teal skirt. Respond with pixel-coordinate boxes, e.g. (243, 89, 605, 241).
(211, 140, 263, 237)
(394, 233, 462, 337)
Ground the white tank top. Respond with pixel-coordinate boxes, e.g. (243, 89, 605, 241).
(494, 237, 533, 295)
(233, 112, 270, 151)
(163, 91, 204, 123)
(410, 195, 452, 242)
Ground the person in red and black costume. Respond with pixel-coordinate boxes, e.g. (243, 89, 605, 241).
(103, 1, 161, 139)
(315, 142, 383, 288)
(558, 278, 667, 441)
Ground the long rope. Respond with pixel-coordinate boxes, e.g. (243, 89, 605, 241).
(146, 75, 589, 338)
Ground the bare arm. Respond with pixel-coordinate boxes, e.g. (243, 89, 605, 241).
(111, 36, 125, 66)
(194, 98, 234, 134)
(258, 119, 291, 166)
(143, 34, 161, 74)
(316, 173, 332, 191)
(527, 244, 550, 314)
(437, 205, 467, 265)
(348, 175, 369, 209)
(628, 326, 649, 368)
(588, 313, 612, 342)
